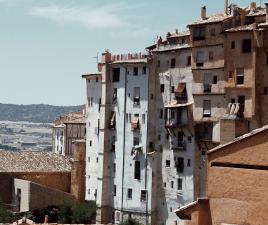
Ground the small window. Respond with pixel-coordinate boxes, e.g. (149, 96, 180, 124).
(188, 136, 192, 142)
(133, 87, 140, 105)
(96, 77, 98, 82)
(166, 160, 170, 167)
(166, 133, 169, 140)
(187, 56, 191, 66)
(236, 68, 244, 85)
(133, 136, 139, 146)
(112, 88, 117, 104)
(127, 189, 132, 199)
(193, 27, 205, 41)
(210, 28, 216, 36)
(177, 178, 183, 190)
(187, 159, 191, 167)
(160, 109, 163, 119)
(158, 134, 161, 140)
(209, 51, 214, 61)
(213, 76, 217, 84)
(114, 185, 116, 196)
(133, 67, 138, 75)
(157, 60, 160, 67)
(134, 161, 141, 179)
(98, 98, 101, 112)
(171, 86, 175, 93)
(264, 87, 268, 95)
(142, 114, 145, 124)
(242, 39, 251, 53)
(111, 136, 116, 152)
(231, 41, 235, 49)
(170, 207, 173, 212)
(203, 100, 211, 117)
(142, 66, 146, 74)
(171, 58, 176, 68)
(164, 182, 166, 187)
(196, 51, 204, 67)
(160, 84, 165, 93)
(176, 157, 184, 173)
(177, 131, 184, 142)
(231, 98, 235, 103)
(89, 140, 92, 146)
(140, 190, 147, 202)
(112, 68, 120, 82)
(96, 157, 98, 163)
(266, 57, 268, 65)
(238, 96, 245, 113)
(113, 163, 116, 174)
(171, 181, 174, 188)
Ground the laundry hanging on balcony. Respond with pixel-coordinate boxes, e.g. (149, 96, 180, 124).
(131, 145, 143, 159)
(131, 116, 139, 129)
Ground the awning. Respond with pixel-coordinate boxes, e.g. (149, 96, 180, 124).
(175, 83, 186, 94)
(131, 116, 139, 129)
(110, 112, 115, 126)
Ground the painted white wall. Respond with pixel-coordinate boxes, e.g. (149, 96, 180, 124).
(52, 126, 65, 155)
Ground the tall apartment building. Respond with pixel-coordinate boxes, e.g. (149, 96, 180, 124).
(146, 31, 199, 225)
(83, 52, 153, 224)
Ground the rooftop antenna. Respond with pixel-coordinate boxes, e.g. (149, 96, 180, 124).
(92, 52, 99, 71)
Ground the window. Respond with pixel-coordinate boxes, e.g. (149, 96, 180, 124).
(127, 189, 132, 199)
(98, 98, 101, 112)
(89, 140, 92, 146)
(96, 157, 98, 163)
(157, 60, 160, 67)
(96, 77, 99, 82)
(231, 41, 235, 49)
(160, 109, 163, 119)
(231, 98, 235, 103)
(91, 97, 93, 106)
(177, 131, 184, 142)
(142, 66, 146, 74)
(112, 68, 120, 82)
(133, 67, 138, 75)
(142, 114, 145, 124)
(134, 161, 141, 179)
(113, 88, 117, 104)
(111, 136, 116, 152)
(209, 51, 214, 61)
(171, 181, 174, 188)
(196, 51, 204, 67)
(238, 96, 245, 113)
(160, 84, 165, 93)
(140, 190, 147, 202)
(242, 39, 251, 53)
(132, 114, 140, 130)
(158, 134, 161, 140)
(266, 57, 268, 65)
(187, 159, 191, 167)
(204, 73, 212, 93)
(264, 87, 268, 95)
(113, 185, 117, 196)
(193, 27, 205, 41)
(171, 58, 176, 68)
(236, 68, 244, 85)
(203, 100, 211, 117)
(176, 157, 184, 173)
(133, 87, 140, 105)
(133, 136, 139, 146)
(210, 28, 216, 36)
(213, 76, 217, 84)
(187, 56, 191, 66)
(113, 163, 116, 174)
(171, 86, 175, 93)
(188, 136, 192, 142)
(177, 178, 183, 190)
(166, 133, 169, 140)
(166, 160, 170, 167)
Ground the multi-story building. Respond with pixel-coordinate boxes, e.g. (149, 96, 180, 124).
(83, 52, 153, 224)
(52, 111, 86, 156)
(146, 31, 198, 225)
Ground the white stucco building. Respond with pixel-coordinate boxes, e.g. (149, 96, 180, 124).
(83, 51, 152, 224)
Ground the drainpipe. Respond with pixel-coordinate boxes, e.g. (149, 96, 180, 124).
(120, 64, 127, 222)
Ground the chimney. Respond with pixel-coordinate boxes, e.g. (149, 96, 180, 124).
(266, 3, 268, 23)
(44, 215, 48, 223)
(201, 6, 206, 20)
(250, 2, 256, 11)
(224, 0, 229, 15)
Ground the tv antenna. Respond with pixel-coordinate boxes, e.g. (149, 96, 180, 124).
(92, 52, 99, 70)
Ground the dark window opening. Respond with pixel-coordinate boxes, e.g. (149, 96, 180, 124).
(187, 56, 191, 66)
(134, 161, 141, 179)
(112, 68, 120, 82)
(209, 51, 214, 61)
(236, 68, 244, 85)
(127, 189, 132, 199)
(203, 100, 211, 117)
(187, 159, 191, 167)
(264, 87, 268, 95)
(160, 109, 163, 119)
(242, 39, 252, 53)
(140, 190, 147, 202)
(238, 96, 245, 113)
(176, 157, 184, 173)
(114, 185, 116, 196)
(231, 41, 235, 49)
(171, 58, 176, 68)
(177, 178, 183, 190)
(160, 84, 165, 93)
(213, 76, 217, 84)
(193, 27, 205, 41)
(96, 77, 98, 82)
(166, 160, 170, 167)
(133, 67, 138, 75)
(171, 86, 175, 93)
(142, 66, 146, 74)
(157, 60, 160, 67)
(171, 181, 174, 188)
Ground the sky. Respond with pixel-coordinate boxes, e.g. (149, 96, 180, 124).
(0, 0, 260, 106)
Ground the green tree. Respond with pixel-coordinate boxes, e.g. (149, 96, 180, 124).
(58, 200, 73, 223)
(73, 201, 96, 223)
(0, 201, 15, 223)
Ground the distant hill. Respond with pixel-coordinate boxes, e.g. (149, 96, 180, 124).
(0, 103, 84, 123)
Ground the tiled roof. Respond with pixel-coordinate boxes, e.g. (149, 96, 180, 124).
(189, 13, 232, 26)
(152, 43, 190, 53)
(208, 125, 268, 155)
(225, 24, 255, 32)
(0, 150, 72, 172)
(55, 111, 85, 125)
(246, 7, 266, 17)
(169, 30, 190, 38)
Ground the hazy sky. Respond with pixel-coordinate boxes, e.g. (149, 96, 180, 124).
(0, 0, 258, 106)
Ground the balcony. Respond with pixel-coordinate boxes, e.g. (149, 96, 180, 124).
(165, 107, 187, 128)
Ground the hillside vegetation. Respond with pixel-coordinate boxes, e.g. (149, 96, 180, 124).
(0, 103, 83, 123)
